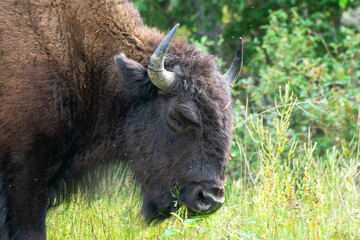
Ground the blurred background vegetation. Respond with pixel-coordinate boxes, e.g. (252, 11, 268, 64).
(134, 0, 360, 180)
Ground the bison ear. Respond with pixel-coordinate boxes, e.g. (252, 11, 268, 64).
(115, 53, 157, 98)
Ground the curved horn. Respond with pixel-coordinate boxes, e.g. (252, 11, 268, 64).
(148, 24, 179, 90)
(223, 37, 243, 85)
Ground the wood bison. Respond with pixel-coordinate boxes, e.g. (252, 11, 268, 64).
(0, 0, 242, 239)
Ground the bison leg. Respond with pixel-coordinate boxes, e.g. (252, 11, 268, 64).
(3, 163, 48, 240)
(0, 174, 9, 240)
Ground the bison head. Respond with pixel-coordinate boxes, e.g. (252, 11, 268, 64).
(114, 24, 242, 223)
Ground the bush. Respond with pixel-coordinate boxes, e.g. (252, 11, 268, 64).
(229, 8, 360, 179)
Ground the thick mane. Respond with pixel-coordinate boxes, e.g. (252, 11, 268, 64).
(60, 0, 162, 66)
(5, 0, 220, 104)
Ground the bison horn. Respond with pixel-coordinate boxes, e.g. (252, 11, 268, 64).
(223, 37, 243, 86)
(148, 24, 179, 90)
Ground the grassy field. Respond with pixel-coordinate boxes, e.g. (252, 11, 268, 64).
(47, 88, 360, 239)
(46, 158, 360, 240)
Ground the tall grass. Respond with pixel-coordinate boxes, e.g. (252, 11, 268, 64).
(47, 86, 360, 239)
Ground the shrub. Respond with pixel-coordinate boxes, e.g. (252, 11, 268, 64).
(229, 8, 360, 179)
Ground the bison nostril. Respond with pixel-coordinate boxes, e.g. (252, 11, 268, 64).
(195, 189, 225, 213)
(198, 191, 211, 210)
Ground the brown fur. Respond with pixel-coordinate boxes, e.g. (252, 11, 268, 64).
(0, 1, 233, 239)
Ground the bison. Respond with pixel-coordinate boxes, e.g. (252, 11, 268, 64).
(0, 0, 242, 239)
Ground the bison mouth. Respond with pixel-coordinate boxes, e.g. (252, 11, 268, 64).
(142, 183, 225, 223)
(142, 193, 177, 223)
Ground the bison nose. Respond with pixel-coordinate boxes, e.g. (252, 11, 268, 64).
(194, 187, 225, 214)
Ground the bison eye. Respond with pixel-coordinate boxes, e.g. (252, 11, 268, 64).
(166, 109, 199, 134)
(167, 111, 187, 132)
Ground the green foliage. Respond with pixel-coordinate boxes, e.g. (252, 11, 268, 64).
(243, 86, 360, 238)
(230, 8, 360, 180)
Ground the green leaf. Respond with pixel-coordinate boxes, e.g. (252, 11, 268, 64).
(339, 0, 348, 8)
(161, 229, 182, 239)
(169, 212, 184, 224)
(184, 218, 197, 225)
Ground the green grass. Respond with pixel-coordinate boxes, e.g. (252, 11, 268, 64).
(46, 161, 360, 239)
(47, 87, 360, 239)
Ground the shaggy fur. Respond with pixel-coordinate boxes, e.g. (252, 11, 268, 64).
(0, 0, 233, 239)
